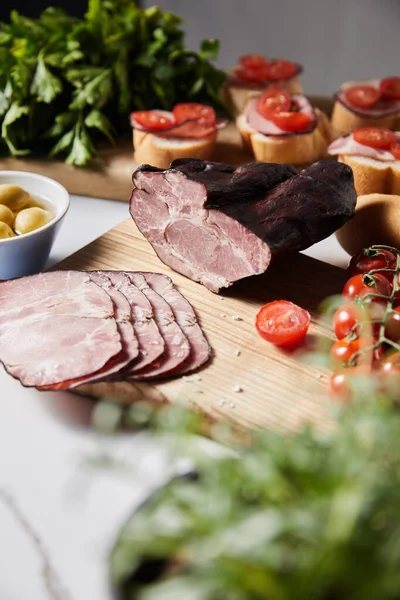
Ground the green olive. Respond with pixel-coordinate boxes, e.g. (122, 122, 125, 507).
(0, 185, 31, 212)
(0, 221, 15, 239)
(14, 207, 53, 235)
(0, 205, 15, 227)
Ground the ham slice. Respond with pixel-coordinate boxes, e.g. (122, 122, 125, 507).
(244, 94, 317, 136)
(0, 271, 121, 388)
(105, 271, 165, 374)
(126, 273, 191, 379)
(336, 79, 400, 117)
(328, 133, 396, 162)
(143, 273, 211, 373)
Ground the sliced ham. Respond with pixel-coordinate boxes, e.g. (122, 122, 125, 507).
(130, 159, 356, 292)
(0, 271, 121, 388)
(143, 272, 211, 373)
(336, 79, 400, 118)
(105, 271, 165, 373)
(328, 133, 396, 162)
(244, 94, 317, 136)
(126, 272, 190, 379)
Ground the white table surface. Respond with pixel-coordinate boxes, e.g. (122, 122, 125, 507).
(0, 194, 350, 600)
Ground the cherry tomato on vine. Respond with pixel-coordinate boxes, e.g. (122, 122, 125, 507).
(347, 248, 397, 281)
(329, 366, 373, 403)
(332, 303, 361, 339)
(342, 273, 392, 302)
(255, 300, 311, 346)
(381, 352, 400, 373)
(384, 307, 400, 343)
(330, 338, 362, 367)
(330, 337, 383, 368)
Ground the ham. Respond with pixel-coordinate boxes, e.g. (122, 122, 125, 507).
(142, 273, 211, 373)
(328, 133, 396, 162)
(336, 79, 400, 117)
(0, 271, 121, 388)
(243, 94, 317, 136)
(126, 273, 191, 379)
(130, 159, 356, 292)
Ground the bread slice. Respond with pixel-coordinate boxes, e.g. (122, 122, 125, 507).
(222, 75, 303, 116)
(331, 100, 400, 136)
(133, 129, 217, 169)
(338, 154, 400, 196)
(236, 108, 332, 165)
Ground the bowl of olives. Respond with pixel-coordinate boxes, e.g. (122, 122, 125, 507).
(0, 171, 70, 279)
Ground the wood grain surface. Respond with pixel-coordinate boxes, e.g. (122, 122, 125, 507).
(58, 219, 346, 434)
(0, 96, 334, 203)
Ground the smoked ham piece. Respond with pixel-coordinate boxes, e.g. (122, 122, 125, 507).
(0, 271, 121, 387)
(130, 159, 357, 292)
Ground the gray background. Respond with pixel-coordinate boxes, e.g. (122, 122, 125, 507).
(143, 0, 400, 95)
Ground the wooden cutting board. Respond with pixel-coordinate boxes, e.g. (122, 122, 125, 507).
(58, 218, 346, 434)
(0, 96, 334, 203)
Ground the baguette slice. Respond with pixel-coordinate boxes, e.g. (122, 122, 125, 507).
(331, 100, 400, 137)
(237, 108, 332, 166)
(222, 75, 303, 116)
(133, 129, 217, 169)
(338, 154, 400, 196)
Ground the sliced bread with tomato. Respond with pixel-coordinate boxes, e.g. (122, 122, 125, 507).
(331, 78, 400, 136)
(236, 89, 333, 166)
(328, 126, 400, 195)
(130, 104, 226, 169)
(222, 54, 303, 115)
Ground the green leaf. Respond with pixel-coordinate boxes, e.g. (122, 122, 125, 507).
(0, 80, 13, 116)
(200, 38, 220, 61)
(69, 69, 113, 110)
(84, 109, 114, 143)
(65, 122, 96, 166)
(1, 101, 30, 156)
(30, 55, 63, 103)
(49, 129, 74, 157)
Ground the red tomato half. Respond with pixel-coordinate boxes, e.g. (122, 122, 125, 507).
(239, 54, 269, 69)
(256, 88, 291, 118)
(343, 273, 393, 301)
(353, 127, 397, 150)
(266, 60, 297, 80)
(391, 141, 400, 159)
(269, 111, 312, 132)
(234, 65, 270, 83)
(344, 85, 381, 108)
(347, 248, 397, 281)
(380, 77, 400, 100)
(255, 300, 311, 346)
(173, 103, 216, 124)
(132, 110, 175, 131)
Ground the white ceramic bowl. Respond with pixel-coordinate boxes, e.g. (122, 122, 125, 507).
(0, 171, 70, 279)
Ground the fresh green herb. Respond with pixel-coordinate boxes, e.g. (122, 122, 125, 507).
(110, 397, 400, 600)
(0, 1, 226, 166)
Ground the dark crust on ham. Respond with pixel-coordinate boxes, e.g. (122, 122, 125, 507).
(335, 89, 400, 118)
(131, 160, 356, 291)
(227, 62, 303, 88)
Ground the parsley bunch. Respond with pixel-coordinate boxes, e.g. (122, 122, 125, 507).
(0, 0, 226, 166)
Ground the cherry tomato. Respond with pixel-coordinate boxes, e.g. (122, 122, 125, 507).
(342, 273, 392, 302)
(381, 351, 400, 373)
(384, 307, 400, 343)
(255, 300, 311, 346)
(172, 103, 216, 124)
(391, 140, 400, 159)
(131, 110, 175, 131)
(353, 126, 397, 150)
(329, 366, 372, 403)
(256, 88, 291, 118)
(380, 76, 400, 100)
(234, 65, 270, 83)
(347, 248, 397, 281)
(239, 54, 269, 69)
(344, 85, 381, 108)
(269, 111, 313, 132)
(330, 338, 362, 367)
(266, 60, 297, 80)
(333, 302, 362, 340)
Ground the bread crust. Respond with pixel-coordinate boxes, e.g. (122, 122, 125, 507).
(338, 154, 400, 196)
(222, 76, 303, 116)
(331, 101, 399, 136)
(237, 108, 331, 165)
(133, 129, 217, 169)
